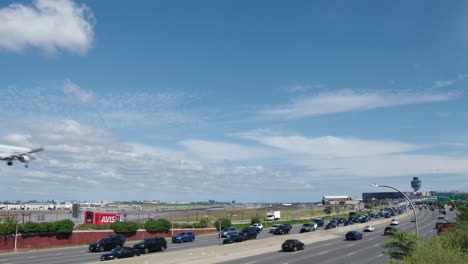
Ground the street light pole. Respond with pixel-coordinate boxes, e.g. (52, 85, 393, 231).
(371, 184, 419, 236)
(204, 215, 222, 245)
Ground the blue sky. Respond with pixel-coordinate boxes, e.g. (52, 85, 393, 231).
(0, 0, 467, 202)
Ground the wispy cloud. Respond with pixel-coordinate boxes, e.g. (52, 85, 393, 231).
(257, 90, 456, 120)
(0, 0, 95, 55)
(238, 131, 423, 158)
(432, 74, 468, 88)
(60, 79, 93, 104)
(179, 139, 274, 161)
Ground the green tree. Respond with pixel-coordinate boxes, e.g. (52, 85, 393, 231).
(193, 218, 210, 228)
(323, 206, 332, 215)
(251, 216, 261, 224)
(38, 222, 56, 233)
(144, 219, 171, 232)
(21, 222, 41, 234)
(112, 221, 139, 233)
(364, 204, 373, 210)
(54, 220, 75, 233)
(214, 218, 231, 231)
(0, 215, 19, 236)
(382, 232, 422, 261)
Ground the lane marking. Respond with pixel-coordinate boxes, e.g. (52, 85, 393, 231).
(347, 252, 357, 256)
(379, 254, 384, 257)
(345, 243, 355, 247)
(317, 251, 329, 255)
(244, 262, 257, 264)
(372, 244, 380, 247)
(368, 237, 376, 241)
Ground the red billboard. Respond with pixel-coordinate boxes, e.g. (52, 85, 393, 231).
(84, 211, 122, 225)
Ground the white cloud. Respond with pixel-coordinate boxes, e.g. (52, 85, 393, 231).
(432, 73, 468, 88)
(179, 139, 274, 161)
(60, 79, 93, 104)
(294, 154, 468, 178)
(0, 0, 95, 54)
(257, 90, 456, 120)
(239, 131, 423, 158)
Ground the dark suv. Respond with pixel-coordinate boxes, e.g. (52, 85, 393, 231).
(132, 237, 167, 254)
(238, 227, 258, 240)
(274, 225, 290, 235)
(89, 234, 125, 252)
(313, 218, 324, 227)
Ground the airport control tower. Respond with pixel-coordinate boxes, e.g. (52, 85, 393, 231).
(411, 177, 421, 192)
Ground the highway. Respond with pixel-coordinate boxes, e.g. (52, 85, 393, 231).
(0, 208, 454, 264)
(223, 208, 452, 264)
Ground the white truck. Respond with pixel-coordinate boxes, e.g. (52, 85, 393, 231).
(266, 211, 280, 221)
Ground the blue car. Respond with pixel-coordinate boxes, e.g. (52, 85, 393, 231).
(172, 232, 195, 243)
(345, 231, 363, 240)
(220, 227, 237, 238)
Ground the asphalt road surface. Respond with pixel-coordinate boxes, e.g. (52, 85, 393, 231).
(222, 209, 451, 264)
(0, 208, 453, 264)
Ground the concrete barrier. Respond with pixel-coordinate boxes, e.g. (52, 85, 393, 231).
(93, 210, 412, 264)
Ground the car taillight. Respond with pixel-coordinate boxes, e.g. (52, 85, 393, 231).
(290, 244, 293, 247)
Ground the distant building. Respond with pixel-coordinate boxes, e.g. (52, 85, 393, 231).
(322, 196, 358, 205)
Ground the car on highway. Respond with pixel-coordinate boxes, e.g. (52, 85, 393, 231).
(325, 222, 337, 229)
(133, 237, 167, 254)
(269, 224, 280, 233)
(251, 223, 263, 231)
(274, 225, 291, 235)
(390, 219, 399, 225)
(220, 227, 238, 238)
(344, 220, 354, 226)
(300, 222, 318, 233)
(360, 217, 369, 223)
(282, 239, 305, 252)
(363, 225, 375, 232)
(437, 214, 445, 219)
(238, 227, 258, 239)
(345, 231, 363, 240)
(100, 247, 140, 261)
(172, 232, 195, 243)
(313, 218, 324, 227)
(223, 234, 246, 244)
(384, 226, 400, 235)
(89, 234, 125, 252)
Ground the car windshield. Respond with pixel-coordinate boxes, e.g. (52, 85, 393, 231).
(284, 239, 296, 243)
(272, 225, 279, 227)
(178, 232, 186, 235)
(110, 248, 123, 253)
(302, 224, 310, 227)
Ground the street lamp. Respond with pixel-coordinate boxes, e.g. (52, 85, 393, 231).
(437, 196, 458, 211)
(371, 184, 419, 236)
(204, 215, 222, 245)
(14, 203, 25, 252)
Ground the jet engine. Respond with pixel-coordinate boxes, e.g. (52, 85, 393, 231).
(18, 155, 30, 163)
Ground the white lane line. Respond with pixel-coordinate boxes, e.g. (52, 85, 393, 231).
(0, 260, 8, 262)
(324, 243, 332, 246)
(345, 243, 355, 247)
(379, 254, 384, 257)
(347, 252, 357, 256)
(55, 253, 62, 256)
(27, 257, 34, 259)
(368, 237, 376, 241)
(372, 244, 380, 247)
(317, 251, 329, 255)
(245, 262, 257, 264)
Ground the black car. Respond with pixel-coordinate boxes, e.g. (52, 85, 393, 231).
(100, 247, 140, 261)
(282, 239, 305, 252)
(133, 237, 167, 254)
(345, 231, 363, 240)
(344, 220, 354, 226)
(223, 234, 246, 244)
(360, 217, 369, 223)
(384, 226, 400, 236)
(325, 222, 337, 229)
(274, 225, 290, 235)
(89, 235, 125, 252)
(238, 227, 258, 240)
(313, 218, 324, 227)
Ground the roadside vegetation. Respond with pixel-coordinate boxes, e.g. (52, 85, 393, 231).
(383, 202, 467, 264)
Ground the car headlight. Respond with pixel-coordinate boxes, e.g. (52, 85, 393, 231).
(96, 244, 100, 247)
